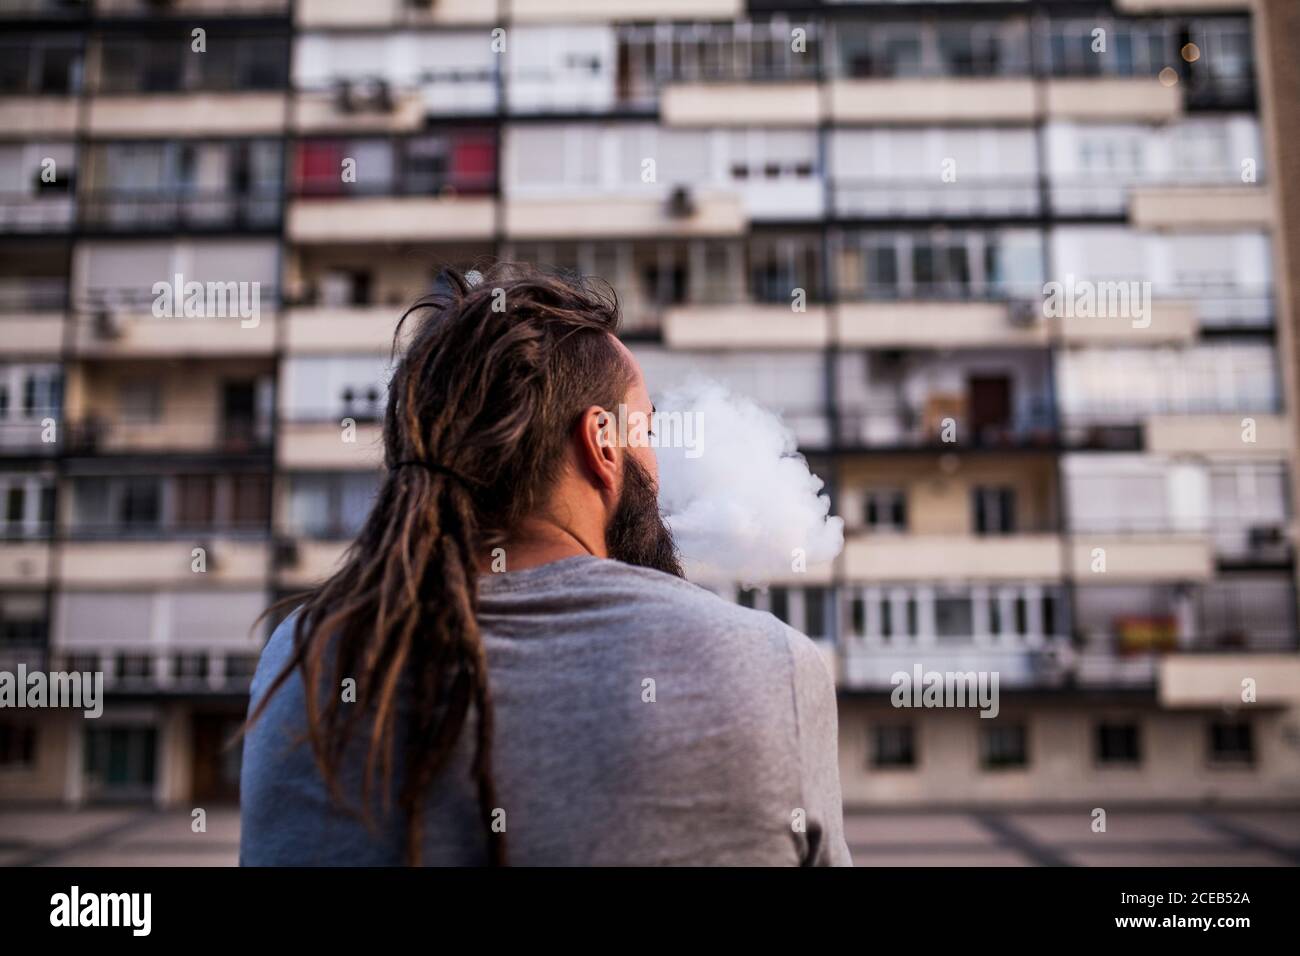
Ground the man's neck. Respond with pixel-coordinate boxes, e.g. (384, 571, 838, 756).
(478, 518, 607, 574)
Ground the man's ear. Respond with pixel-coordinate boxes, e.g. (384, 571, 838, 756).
(576, 404, 620, 495)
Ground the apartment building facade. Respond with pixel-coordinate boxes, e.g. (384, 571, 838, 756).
(2, 0, 1298, 810)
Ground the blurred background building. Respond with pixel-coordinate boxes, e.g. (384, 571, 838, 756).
(1, 0, 1298, 814)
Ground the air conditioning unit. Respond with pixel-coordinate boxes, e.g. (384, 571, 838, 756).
(1007, 299, 1039, 328)
(272, 537, 300, 570)
(666, 185, 695, 219)
(93, 309, 123, 340)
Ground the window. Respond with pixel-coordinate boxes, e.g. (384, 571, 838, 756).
(974, 487, 1017, 536)
(1096, 722, 1141, 766)
(981, 724, 1028, 769)
(0, 723, 37, 769)
(872, 725, 916, 768)
(1208, 720, 1254, 766)
(864, 488, 907, 531)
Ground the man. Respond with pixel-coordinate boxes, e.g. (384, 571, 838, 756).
(240, 266, 851, 866)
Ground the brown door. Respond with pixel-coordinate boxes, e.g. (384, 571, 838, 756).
(968, 375, 1012, 433)
(191, 714, 243, 803)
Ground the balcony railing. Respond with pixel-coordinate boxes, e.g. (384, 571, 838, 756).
(65, 416, 273, 455)
(79, 190, 282, 233)
(0, 278, 68, 313)
(65, 522, 269, 542)
(834, 178, 1041, 219)
(78, 284, 280, 312)
(0, 192, 76, 233)
(293, 171, 496, 199)
(837, 403, 1057, 450)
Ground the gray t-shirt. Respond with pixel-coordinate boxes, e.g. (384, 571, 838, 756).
(240, 555, 852, 866)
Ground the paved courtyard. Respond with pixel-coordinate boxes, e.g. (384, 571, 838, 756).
(1, 806, 1297, 866)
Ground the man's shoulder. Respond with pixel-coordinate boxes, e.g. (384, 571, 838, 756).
(581, 559, 822, 672)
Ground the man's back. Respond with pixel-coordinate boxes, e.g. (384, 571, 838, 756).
(240, 556, 851, 866)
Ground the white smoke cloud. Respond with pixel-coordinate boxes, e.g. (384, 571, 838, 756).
(653, 380, 844, 585)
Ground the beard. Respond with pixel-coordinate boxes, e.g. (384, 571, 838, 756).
(605, 454, 684, 579)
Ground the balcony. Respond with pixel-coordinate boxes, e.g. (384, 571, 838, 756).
(1044, 78, 1181, 121)
(1129, 186, 1272, 229)
(69, 306, 275, 359)
(288, 196, 495, 244)
(1073, 576, 1295, 691)
(1159, 654, 1300, 709)
(79, 191, 282, 234)
(292, 86, 428, 135)
(838, 301, 1047, 349)
(296, 0, 499, 27)
(840, 639, 1070, 691)
(0, 280, 67, 356)
(1053, 301, 1199, 345)
(662, 304, 831, 349)
(829, 79, 1037, 124)
(87, 93, 289, 137)
(0, 98, 78, 137)
(59, 539, 268, 587)
(0, 418, 59, 456)
(0, 542, 52, 586)
(661, 82, 822, 127)
(0, 192, 75, 234)
(833, 178, 1040, 221)
(283, 305, 405, 354)
(837, 402, 1057, 452)
(278, 420, 383, 469)
(1145, 414, 1289, 456)
(64, 416, 272, 457)
(511, 0, 740, 21)
(504, 194, 746, 240)
(841, 533, 1064, 582)
(1068, 534, 1214, 582)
